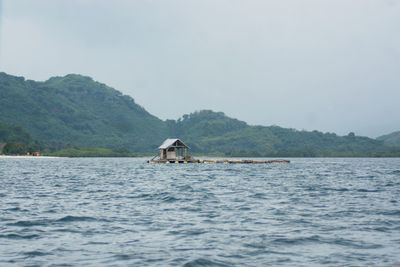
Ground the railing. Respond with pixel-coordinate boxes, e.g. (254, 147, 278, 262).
(150, 154, 159, 161)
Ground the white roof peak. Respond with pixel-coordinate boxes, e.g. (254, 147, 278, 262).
(158, 138, 189, 149)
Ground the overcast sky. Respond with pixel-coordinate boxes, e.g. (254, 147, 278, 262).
(0, 0, 399, 137)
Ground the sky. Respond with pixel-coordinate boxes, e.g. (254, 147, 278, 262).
(0, 0, 399, 137)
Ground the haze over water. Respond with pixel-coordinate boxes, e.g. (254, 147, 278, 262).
(0, 157, 399, 266)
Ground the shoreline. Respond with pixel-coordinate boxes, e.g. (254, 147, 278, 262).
(1, 155, 399, 159)
(0, 155, 59, 159)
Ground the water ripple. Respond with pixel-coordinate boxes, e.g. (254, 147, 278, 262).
(0, 157, 399, 266)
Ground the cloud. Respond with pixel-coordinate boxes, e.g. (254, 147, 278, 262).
(1, 0, 400, 137)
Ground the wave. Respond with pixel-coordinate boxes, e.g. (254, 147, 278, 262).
(0, 233, 40, 239)
(56, 215, 98, 223)
(127, 192, 180, 203)
(356, 188, 381, 193)
(182, 258, 232, 267)
(269, 235, 382, 249)
(22, 250, 51, 258)
(8, 215, 102, 227)
(7, 220, 48, 227)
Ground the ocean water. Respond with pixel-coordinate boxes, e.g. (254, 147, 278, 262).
(0, 157, 399, 267)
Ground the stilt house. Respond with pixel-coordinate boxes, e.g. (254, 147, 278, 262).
(149, 138, 290, 164)
(158, 138, 189, 161)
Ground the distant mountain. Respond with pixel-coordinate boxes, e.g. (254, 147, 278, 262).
(377, 131, 400, 147)
(1, 72, 399, 156)
(0, 72, 167, 152)
(168, 110, 397, 157)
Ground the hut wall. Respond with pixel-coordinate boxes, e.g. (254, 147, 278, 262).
(167, 150, 177, 160)
(160, 149, 167, 160)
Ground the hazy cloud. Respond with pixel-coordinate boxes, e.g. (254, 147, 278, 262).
(1, 0, 399, 137)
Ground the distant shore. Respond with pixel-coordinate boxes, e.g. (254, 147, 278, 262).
(1, 154, 399, 159)
(0, 155, 59, 159)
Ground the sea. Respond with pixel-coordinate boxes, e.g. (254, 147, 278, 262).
(0, 157, 399, 266)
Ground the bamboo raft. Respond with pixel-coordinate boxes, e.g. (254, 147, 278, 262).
(148, 159, 290, 164)
(150, 139, 290, 164)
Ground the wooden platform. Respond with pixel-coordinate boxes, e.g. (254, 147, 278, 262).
(148, 159, 290, 164)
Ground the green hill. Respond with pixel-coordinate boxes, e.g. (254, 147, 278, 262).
(0, 122, 40, 154)
(169, 110, 397, 157)
(1, 72, 399, 157)
(0, 72, 167, 152)
(377, 131, 400, 147)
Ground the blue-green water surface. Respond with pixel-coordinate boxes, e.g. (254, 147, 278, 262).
(0, 157, 399, 266)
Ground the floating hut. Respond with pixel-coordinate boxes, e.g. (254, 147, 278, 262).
(148, 138, 289, 164)
(154, 138, 197, 163)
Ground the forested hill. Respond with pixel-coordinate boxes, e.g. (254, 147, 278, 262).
(0, 122, 40, 154)
(0, 72, 167, 151)
(167, 110, 398, 157)
(1, 72, 399, 156)
(377, 131, 400, 147)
